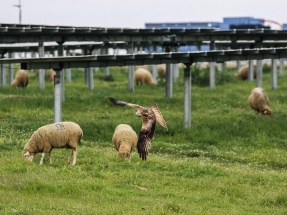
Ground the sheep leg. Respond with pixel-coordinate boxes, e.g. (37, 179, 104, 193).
(49, 152, 52, 164)
(72, 149, 77, 165)
(39, 153, 45, 165)
(68, 151, 73, 163)
(68, 149, 77, 165)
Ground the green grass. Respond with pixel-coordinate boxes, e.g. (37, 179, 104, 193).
(1, 65, 287, 214)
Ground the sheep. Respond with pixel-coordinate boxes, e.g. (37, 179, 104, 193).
(157, 64, 166, 81)
(22, 121, 83, 165)
(112, 124, 138, 159)
(248, 87, 272, 116)
(134, 68, 156, 85)
(10, 70, 29, 88)
(48, 69, 56, 81)
(234, 65, 256, 80)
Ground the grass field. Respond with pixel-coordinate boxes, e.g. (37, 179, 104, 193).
(1, 64, 287, 214)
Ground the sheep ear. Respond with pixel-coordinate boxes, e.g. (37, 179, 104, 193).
(24, 151, 30, 156)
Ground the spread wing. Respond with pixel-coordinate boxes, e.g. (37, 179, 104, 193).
(108, 97, 143, 110)
(137, 119, 156, 161)
(151, 102, 168, 131)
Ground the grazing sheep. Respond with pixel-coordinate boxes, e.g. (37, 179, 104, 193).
(22, 122, 83, 165)
(134, 68, 156, 85)
(248, 87, 272, 116)
(234, 65, 256, 80)
(157, 64, 166, 81)
(112, 124, 138, 159)
(10, 70, 29, 88)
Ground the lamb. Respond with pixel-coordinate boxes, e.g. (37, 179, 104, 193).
(234, 65, 256, 80)
(22, 121, 83, 165)
(248, 87, 272, 116)
(112, 124, 138, 159)
(10, 70, 29, 88)
(134, 68, 156, 85)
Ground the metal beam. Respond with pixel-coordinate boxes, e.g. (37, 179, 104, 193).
(0, 48, 285, 69)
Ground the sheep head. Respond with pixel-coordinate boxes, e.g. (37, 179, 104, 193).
(118, 145, 131, 158)
(263, 108, 272, 116)
(22, 150, 35, 162)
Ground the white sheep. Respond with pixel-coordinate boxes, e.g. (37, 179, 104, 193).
(10, 70, 29, 88)
(248, 87, 272, 116)
(234, 65, 256, 80)
(134, 68, 156, 85)
(112, 124, 138, 159)
(22, 121, 83, 165)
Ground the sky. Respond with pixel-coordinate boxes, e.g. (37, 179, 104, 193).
(0, 0, 286, 29)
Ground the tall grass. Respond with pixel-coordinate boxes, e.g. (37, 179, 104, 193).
(1, 64, 287, 214)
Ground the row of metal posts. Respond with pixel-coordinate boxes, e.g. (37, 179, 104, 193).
(0, 43, 285, 128)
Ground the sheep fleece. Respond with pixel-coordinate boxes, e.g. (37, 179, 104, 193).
(23, 122, 83, 154)
(134, 68, 156, 85)
(112, 124, 138, 157)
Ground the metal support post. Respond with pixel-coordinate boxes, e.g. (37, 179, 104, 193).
(0, 62, 6, 87)
(57, 42, 65, 102)
(271, 59, 278, 90)
(66, 50, 72, 82)
(209, 42, 215, 89)
(8, 52, 15, 85)
(236, 60, 240, 71)
(280, 58, 284, 76)
(248, 60, 254, 81)
(183, 63, 192, 128)
(256, 60, 262, 88)
(128, 42, 134, 91)
(104, 48, 110, 76)
(38, 41, 45, 90)
(165, 63, 173, 98)
(54, 69, 62, 122)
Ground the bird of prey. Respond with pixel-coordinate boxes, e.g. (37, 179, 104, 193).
(108, 97, 168, 161)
